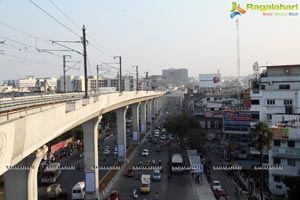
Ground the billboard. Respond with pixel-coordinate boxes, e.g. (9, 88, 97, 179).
(224, 110, 255, 132)
(199, 73, 221, 88)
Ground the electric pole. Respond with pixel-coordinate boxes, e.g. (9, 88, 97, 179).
(96, 64, 100, 93)
(82, 25, 88, 98)
(114, 56, 122, 92)
(145, 71, 149, 92)
(63, 55, 71, 93)
(132, 65, 139, 92)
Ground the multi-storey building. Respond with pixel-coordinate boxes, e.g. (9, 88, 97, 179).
(250, 64, 300, 197)
(162, 68, 188, 87)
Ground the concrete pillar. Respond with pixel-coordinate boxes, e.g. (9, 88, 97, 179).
(82, 116, 102, 199)
(4, 158, 32, 200)
(116, 106, 128, 162)
(4, 145, 47, 200)
(28, 146, 48, 200)
(140, 101, 147, 134)
(131, 103, 141, 144)
(152, 99, 156, 117)
(146, 99, 153, 125)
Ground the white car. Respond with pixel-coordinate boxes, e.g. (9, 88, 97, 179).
(161, 135, 166, 140)
(141, 149, 149, 156)
(211, 180, 222, 191)
(154, 129, 160, 134)
(103, 149, 110, 156)
(104, 145, 110, 150)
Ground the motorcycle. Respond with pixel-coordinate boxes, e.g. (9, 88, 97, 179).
(132, 187, 138, 200)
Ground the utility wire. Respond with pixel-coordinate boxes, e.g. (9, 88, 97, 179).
(28, 0, 81, 38)
(48, 0, 114, 58)
(0, 35, 62, 58)
(48, 0, 82, 30)
(0, 53, 59, 66)
(0, 20, 48, 43)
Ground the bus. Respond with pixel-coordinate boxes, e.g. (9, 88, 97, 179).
(171, 154, 184, 173)
(41, 162, 61, 184)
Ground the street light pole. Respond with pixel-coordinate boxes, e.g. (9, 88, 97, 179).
(96, 64, 101, 93)
(145, 71, 149, 92)
(114, 56, 122, 92)
(132, 65, 139, 92)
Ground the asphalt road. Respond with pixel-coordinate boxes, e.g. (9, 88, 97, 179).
(38, 129, 136, 200)
(107, 138, 201, 200)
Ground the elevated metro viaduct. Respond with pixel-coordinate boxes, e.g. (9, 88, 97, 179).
(0, 91, 165, 200)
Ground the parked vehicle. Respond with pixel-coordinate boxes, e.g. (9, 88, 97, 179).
(211, 180, 222, 191)
(213, 188, 226, 199)
(151, 169, 161, 181)
(41, 162, 61, 184)
(47, 184, 62, 199)
(141, 149, 149, 156)
(71, 181, 85, 199)
(127, 167, 134, 177)
(109, 191, 120, 200)
(103, 149, 110, 156)
(140, 174, 151, 193)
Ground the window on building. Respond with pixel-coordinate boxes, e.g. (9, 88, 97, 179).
(251, 113, 259, 120)
(279, 85, 290, 90)
(287, 159, 296, 166)
(267, 114, 272, 120)
(261, 85, 265, 90)
(276, 185, 283, 189)
(274, 176, 282, 182)
(251, 99, 260, 105)
(288, 141, 295, 148)
(267, 99, 275, 105)
(273, 140, 280, 146)
(273, 158, 281, 165)
(284, 100, 293, 105)
(283, 67, 290, 75)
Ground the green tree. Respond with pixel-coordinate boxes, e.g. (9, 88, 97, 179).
(249, 121, 274, 200)
(186, 128, 205, 150)
(165, 112, 199, 138)
(283, 176, 300, 200)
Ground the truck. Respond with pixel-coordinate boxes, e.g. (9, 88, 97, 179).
(140, 174, 151, 193)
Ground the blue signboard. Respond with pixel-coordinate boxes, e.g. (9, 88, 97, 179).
(224, 111, 255, 132)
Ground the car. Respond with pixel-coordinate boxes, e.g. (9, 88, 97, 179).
(151, 169, 161, 181)
(109, 191, 120, 200)
(47, 184, 62, 199)
(162, 128, 166, 133)
(154, 129, 160, 135)
(103, 149, 110, 156)
(141, 149, 149, 156)
(160, 135, 166, 140)
(211, 180, 222, 191)
(127, 167, 134, 177)
(104, 145, 110, 150)
(213, 188, 226, 199)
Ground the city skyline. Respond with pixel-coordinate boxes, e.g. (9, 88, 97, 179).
(1, 0, 300, 83)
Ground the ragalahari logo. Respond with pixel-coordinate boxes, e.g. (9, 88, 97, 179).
(230, 2, 246, 18)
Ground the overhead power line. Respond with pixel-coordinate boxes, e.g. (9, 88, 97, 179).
(0, 53, 59, 66)
(0, 35, 61, 58)
(28, 0, 81, 38)
(48, 0, 81, 30)
(0, 20, 48, 43)
(47, 0, 115, 58)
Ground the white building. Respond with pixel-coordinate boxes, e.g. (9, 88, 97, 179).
(250, 64, 300, 197)
(199, 73, 221, 94)
(15, 76, 37, 88)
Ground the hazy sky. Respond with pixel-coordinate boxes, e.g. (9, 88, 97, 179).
(0, 0, 300, 83)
